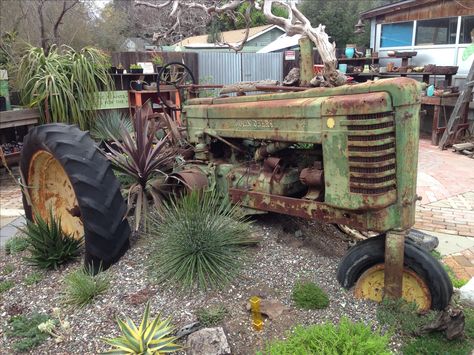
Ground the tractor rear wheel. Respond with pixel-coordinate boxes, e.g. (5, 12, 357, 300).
(20, 124, 130, 272)
(336, 235, 452, 311)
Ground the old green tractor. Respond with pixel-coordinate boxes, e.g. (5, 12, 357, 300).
(169, 75, 452, 311)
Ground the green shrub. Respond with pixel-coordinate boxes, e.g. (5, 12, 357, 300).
(402, 332, 472, 355)
(102, 301, 181, 354)
(0, 280, 14, 293)
(2, 264, 14, 274)
(292, 281, 329, 309)
(91, 111, 133, 142)
(5, 235, 29, 254)
(21, 209, 82, 269)
(24, 271, 44, 286)
(196, 305, 228, 327)
(377, 298, 438, 335)
(5, 313, 50, 352)
(259, 317, 390, 355)
(62, 267, 109, 307)
(148, 191, 254, 289)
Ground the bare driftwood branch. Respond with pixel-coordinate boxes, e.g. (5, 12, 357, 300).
(220, 80, 279, 94)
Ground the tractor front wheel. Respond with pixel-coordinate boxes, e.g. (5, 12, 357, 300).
(20, 124, 130, 272)
(337, 235, 452, 311)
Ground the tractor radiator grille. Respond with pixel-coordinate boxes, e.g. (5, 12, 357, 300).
(346, 112, 396, 195)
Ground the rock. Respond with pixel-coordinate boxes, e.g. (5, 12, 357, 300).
(407, 229, 439, 251)
(186, 327, 231, 355)
(283, 68, 300, 86)
(459, 277, 474, 307)
(246, 299, 289, 320)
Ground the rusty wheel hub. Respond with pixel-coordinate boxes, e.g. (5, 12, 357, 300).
(28, 150, 84, 239)
(354, 263, 431, 311)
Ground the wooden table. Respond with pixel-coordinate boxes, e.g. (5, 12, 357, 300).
(421, 95, 473, 146)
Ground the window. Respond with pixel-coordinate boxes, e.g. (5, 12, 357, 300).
(415, 17, 457, 45)
(460, 16, 474, 44)
(381, 22, 413, 47)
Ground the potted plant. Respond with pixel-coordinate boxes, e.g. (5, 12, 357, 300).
(116, 64, 124, 74)
(151, 53, 165, 73)
(130, 64, 143, 74)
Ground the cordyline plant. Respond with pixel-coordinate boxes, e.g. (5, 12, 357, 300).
(103, 103, 177, 231)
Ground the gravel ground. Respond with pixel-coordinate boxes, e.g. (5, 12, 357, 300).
(0, 214, 402, 354)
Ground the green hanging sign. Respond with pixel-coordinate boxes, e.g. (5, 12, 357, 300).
(95, 91, 129, 110)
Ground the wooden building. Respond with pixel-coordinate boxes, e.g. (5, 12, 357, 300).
(361, 0, 474, 83)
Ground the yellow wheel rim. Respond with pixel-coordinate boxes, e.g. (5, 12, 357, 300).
(354, 264, 431, 311)
(28, 150, 84, 240)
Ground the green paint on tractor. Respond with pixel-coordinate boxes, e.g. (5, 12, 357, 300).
(181, 77, 421, 234)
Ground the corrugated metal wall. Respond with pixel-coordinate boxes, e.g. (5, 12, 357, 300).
(198, 52, 283, 85)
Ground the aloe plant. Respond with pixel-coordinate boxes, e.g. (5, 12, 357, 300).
(101, 302, 181, 354)
(91, 111, 133, 142)
(17, 45, 113, 130)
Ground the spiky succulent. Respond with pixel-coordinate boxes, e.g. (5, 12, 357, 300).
(101, 302, 181, 354)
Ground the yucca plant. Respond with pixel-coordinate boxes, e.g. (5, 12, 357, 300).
(103, 103, 177, 231)
(17, 45, 113, 130)
(20, 209, 82, 269)
(91, 111, 133, 142)
(101, 301, 181, 354)
(148, 190, 255, 290)
(62, 266, 110, 307)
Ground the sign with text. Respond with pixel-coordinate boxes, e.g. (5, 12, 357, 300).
(284, 50, 296, 61)
(95, 91, 129, 110)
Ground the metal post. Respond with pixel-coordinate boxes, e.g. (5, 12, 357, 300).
(384, 230, 406, 300)
(298, 36, 314, 87)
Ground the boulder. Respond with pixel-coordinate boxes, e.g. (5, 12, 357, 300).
(459, 277, 474, 307)
(246, 298, 289, 320)
(186, 327, 231, 355)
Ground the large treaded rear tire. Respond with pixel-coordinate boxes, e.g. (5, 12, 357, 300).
(336, 235, 453, 310)
(20, 123, 130, 271)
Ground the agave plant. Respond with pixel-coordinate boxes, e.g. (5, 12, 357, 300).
(148, 190, 255, 289)
(103, 103, 177, 231)
(17, 45, 113, 130)
(101, 302, 181, 354)
(20, 209, 83, 270)
(91, 111, 133, 142)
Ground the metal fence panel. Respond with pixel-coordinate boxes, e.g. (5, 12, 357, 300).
(198, 52, 241, 85)
(197, 52, 283, 86)
(242, 52, 283, 82)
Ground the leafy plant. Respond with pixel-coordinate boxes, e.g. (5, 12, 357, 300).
(17, 45, 113, 130)
(21, 209, 83, 269)
(5, 313, 50, 352)
(101, 301, 181, 354)
(24, 271, 44, 286)
(5, 235, 29, 254)
(151, 53, 164, 66)
(376, 298, 438, 335)
(130, 64, 142, 69)
(2, 264, 14, 275)
(148, 190, 255, 289)
(91, 110, 133, 142)
(103, 104, 177, 231)
(196, 305, 228, 327)
(62, 266, 110, 307)
(292, 281, 329, 309)
(259, 317, 391, 355)
(0, 280, 14, 293)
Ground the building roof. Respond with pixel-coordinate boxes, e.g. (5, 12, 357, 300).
(257, 33, 302, 53)
(360, 0, 438, 20)
(175, 25, 283, 47)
